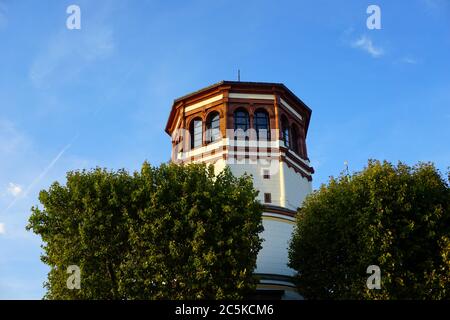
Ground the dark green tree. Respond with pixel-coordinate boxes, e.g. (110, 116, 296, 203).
(27, 162, 263, 299)
(288, 160, 450, 299)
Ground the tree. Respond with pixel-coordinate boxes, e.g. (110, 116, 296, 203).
(288, 160, 450, 299)
(27, 162, 263, 299)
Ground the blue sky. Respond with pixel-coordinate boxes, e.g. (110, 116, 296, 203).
(0, 0, 449, 299)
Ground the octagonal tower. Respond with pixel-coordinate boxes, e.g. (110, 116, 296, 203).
(165, 81, 314, 299)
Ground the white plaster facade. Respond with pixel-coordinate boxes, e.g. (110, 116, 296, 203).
(192, 146, 311, 300)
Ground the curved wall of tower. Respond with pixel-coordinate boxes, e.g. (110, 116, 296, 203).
(165, 81, 314, 300)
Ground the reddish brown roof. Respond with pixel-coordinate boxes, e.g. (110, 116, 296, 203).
(165, 80, 312, 135)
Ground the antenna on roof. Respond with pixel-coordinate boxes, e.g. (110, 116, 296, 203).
(238, 69, 240, 82)
(344, 160, 350, 181)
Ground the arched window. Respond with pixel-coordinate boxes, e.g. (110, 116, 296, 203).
(234, 108, 249, 139)
(254, 109, 270, 141)
(206, 112, 220, 144)
(281, 116, 290, 148)
(190, 117, 203, 149)
(291, 124, 299, 154)
(300, 130, 307, 158)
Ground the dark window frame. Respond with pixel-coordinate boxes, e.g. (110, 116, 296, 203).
(234, 108, 250, 140)
(281, 116, 290, 148)
(291, 124, 299, 155)
(254, 109, 270, 141)
(206, 112, 221, 144)
(190, 117, 203, 149)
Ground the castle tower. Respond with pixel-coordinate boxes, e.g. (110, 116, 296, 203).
(165, 81, 314, 299)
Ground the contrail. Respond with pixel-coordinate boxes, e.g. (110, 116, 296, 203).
(1, 63, 137, 216)
(1, 134, 78, 215)
(23, 138, 75, 197)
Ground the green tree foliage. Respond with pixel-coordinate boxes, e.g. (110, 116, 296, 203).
(27, 162, 263, 299)
(288, 160, 450, 299)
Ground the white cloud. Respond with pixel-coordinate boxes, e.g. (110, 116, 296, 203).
(422, 0, 447, 10)
(0, 2, 7, 30)
(351, 36, 384, 58)
(29, 26, 115, 88)
(401, 57, 418, 64)
(0, 119, 28, 155)
(7, 183, 23, 197)
(0, 223, 5, 234)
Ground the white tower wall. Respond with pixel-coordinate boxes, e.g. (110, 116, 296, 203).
(165, 81, 314, 300)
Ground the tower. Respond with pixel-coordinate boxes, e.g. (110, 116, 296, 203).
(165, 81, 313, 299)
